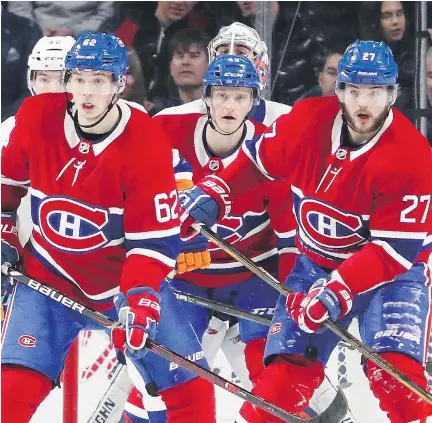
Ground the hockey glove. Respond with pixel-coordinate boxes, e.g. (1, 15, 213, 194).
(111, 287, 161, 354)
(179, 175, 232, 240)
(1, 212, 21, 292)
(177, 235, 211, 274)
(286, 278, 353, 334)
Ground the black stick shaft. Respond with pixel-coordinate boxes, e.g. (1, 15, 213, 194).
(172, 288, 271, 325)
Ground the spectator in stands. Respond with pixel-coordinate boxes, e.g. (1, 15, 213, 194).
(359, 1, 415, 120)
(130, 2, 198, 94)
(145, 28, 210, 115)
(7, 1, 116, 37)
(121, 46, 147, 107)
(237, 1, 280, 26)
(297, 45, 345, 100)
(1, 6, 42, 121)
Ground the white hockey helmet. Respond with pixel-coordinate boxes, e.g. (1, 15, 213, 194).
(27, 36, 76, 93)
(208, 22, 270, 91)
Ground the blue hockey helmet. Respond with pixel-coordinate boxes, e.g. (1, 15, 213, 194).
(203, 54, 260, 105)
(337, 40, 398, 87)
(65, 32, 128, 82)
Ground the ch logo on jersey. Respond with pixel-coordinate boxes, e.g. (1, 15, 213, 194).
(39, 197, 109, 253)
(296, 198, 366, 249)
(211, 215, 244, 248)
(18, 335, 37, 348)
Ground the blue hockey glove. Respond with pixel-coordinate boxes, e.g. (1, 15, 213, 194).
(111, 287, 161, 356)
(179, 175, 232, 240)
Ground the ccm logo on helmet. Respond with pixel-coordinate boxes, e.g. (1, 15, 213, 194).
(18, 335, 37, 348)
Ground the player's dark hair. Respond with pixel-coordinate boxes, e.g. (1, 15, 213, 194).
(168, 29, 211, 62)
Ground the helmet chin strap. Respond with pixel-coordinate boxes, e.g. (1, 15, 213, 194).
(205, 104, 249, 136)
(65, 92, 117, 130)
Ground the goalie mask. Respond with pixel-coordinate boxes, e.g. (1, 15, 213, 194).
(208, 22, 270, 91)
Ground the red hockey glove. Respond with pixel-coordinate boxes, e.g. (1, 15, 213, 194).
(179, 175, 232, 240)
(111, 287, 161, 353)
(286, 278, 353, 334)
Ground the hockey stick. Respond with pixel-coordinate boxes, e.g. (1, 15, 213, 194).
(195, 223, 432, 404)
(172, 288, 271, 325)
(173, 288, 355, 421)
(1, 264, 322, 423)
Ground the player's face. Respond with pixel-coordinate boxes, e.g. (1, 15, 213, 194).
(31, 70, 63, 94)
(67, 70, 117, 120)
(341, 84, 392, 141)
(206, 86, 253, 131)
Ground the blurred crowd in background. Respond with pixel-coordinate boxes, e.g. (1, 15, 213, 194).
(2, 1, 432, 144)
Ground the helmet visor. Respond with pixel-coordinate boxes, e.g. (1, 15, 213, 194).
(65, 70, 117, 95)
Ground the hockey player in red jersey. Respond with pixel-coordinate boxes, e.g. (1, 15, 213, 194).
(179, 40, 432, 423)
(121, 55, 298, 423)
(0, 32, 213, 423)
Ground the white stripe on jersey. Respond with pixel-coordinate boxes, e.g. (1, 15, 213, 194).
(242, 218, 270, 241)
(175, 172, 193, 181)
(372, 239, 412, 269)
(279, 247, 300, 255)
(371, 229, 428, 240)
(104, 238, 125, 247)
(1, 176, 30, 189)
(207, 248, 277, 269)
(126, 248, 176, 267)
(125, 227, 180, 240)
(275, 229, 296, 238)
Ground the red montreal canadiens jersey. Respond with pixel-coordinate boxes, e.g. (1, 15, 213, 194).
(1, 94, 180, 309)
(155, 102, 297, 287)
(241, 96, 432, 295)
